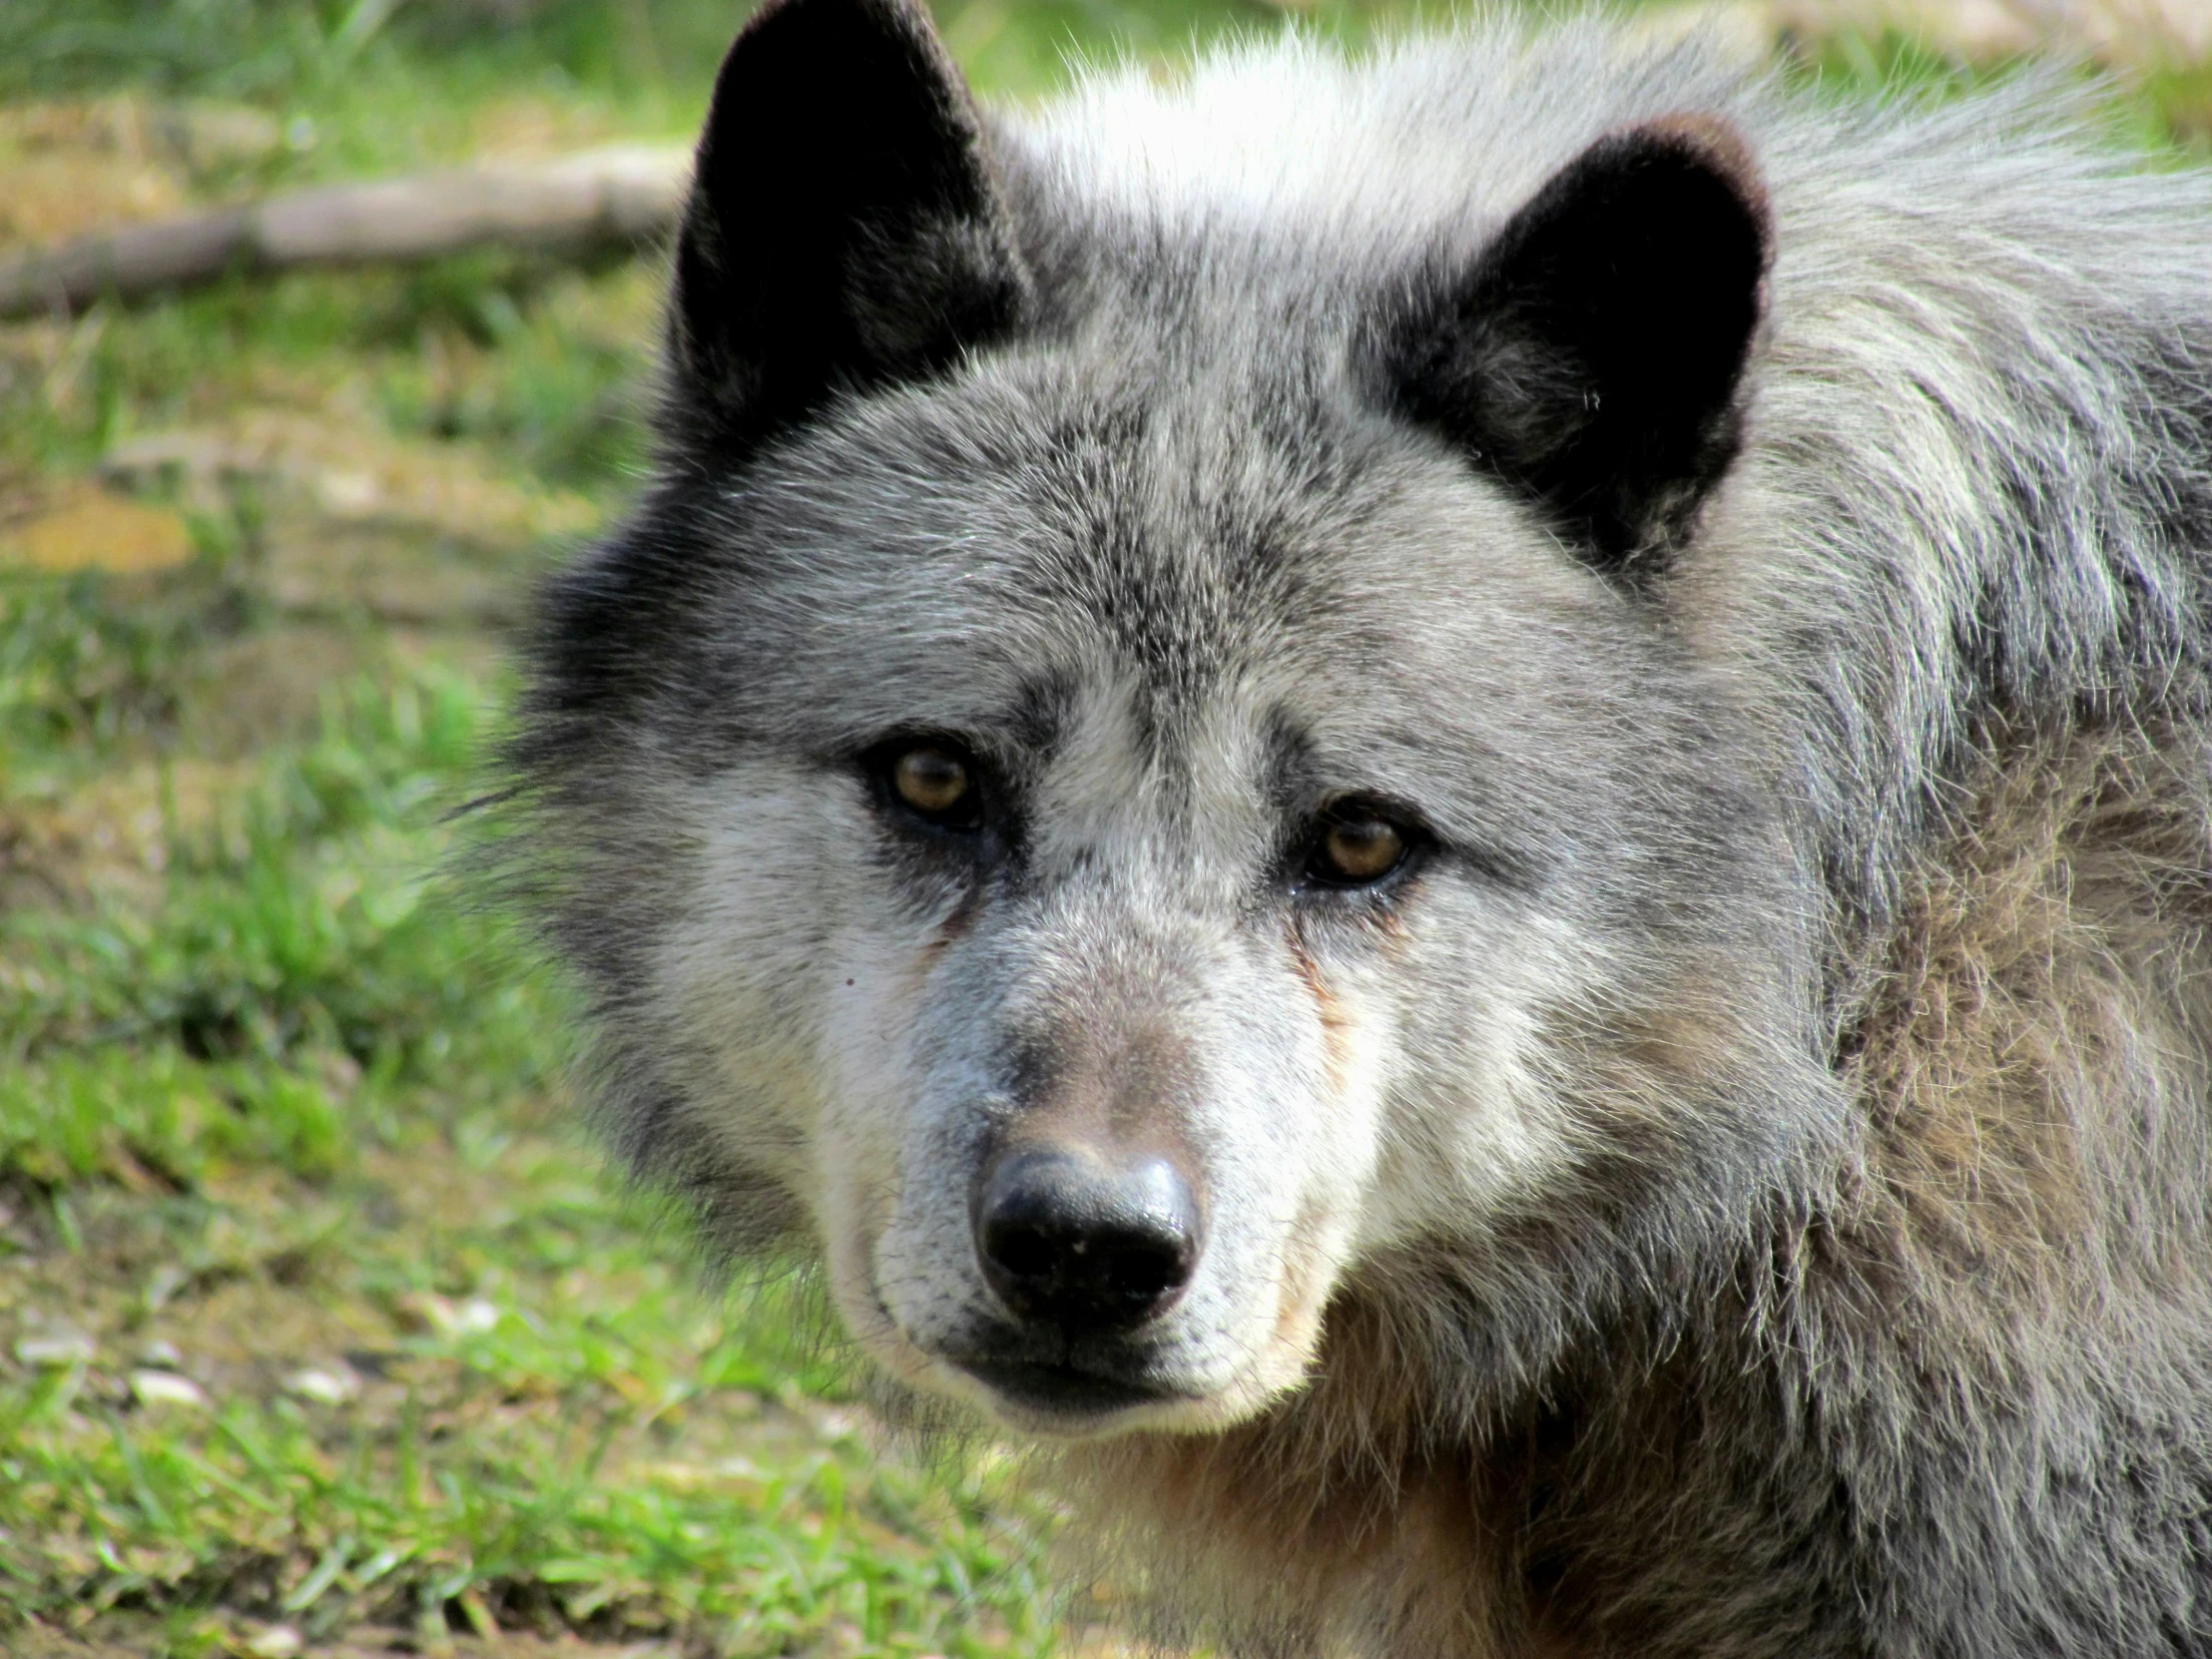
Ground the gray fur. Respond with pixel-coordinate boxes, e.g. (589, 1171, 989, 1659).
(508, 13, 2212, 1656)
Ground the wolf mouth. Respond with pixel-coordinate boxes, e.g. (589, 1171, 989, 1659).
(948, 1352, 1198, 1415)
(933, 1336, 1212, 1424)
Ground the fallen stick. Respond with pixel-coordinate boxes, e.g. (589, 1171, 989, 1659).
(0, 144, 692, 319)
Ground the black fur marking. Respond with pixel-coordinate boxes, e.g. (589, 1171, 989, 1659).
(522, 487, 712, 736)
(1005, 671, 1080, 760)
(1377, 119, 1773, 571)
(668, 0, 1030, 458)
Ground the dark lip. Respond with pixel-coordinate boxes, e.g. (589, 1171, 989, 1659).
(948, 1353, 1194, 1416)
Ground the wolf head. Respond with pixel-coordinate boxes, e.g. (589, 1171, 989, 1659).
(518, 0, 1845, 1437)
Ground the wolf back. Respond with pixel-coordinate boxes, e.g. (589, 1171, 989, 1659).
(507, 5, 2212, 1655)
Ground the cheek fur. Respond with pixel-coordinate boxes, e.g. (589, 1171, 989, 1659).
(1355, 908, 1594, 1252)
(649, 776, 855, 1193)
(1188, 924, 1399, 1400)
(651, 763, 967, 1229)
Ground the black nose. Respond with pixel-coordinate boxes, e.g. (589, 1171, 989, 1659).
(973, 1149, 1202, 1336)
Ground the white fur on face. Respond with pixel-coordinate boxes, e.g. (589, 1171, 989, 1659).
(1353, 913, 1596, 1256)
(838, 680, 1380, 1433)
(644, 659, 1605, 1437)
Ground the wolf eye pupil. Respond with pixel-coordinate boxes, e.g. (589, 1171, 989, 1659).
(1319, 818, 1405, 884)
(892, 748, 972, 818)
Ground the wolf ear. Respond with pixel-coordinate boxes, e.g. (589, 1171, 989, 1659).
(1380, 118, 1772, 572)
(667, 0, 1028, 455)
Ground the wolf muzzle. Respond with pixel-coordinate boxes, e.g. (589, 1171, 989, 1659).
(973, 1146, 1202, 1334)
(938, 1138, 1210, 1416)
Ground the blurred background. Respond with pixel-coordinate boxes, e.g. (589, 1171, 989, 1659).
(0, 2, 2207, 1656)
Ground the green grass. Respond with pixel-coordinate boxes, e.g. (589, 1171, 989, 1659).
(5, 670, 510, 1067)
(0, 587, 1066, 1655)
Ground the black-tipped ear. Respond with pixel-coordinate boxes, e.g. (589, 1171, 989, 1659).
(1379, 117, 1772, 572)
(668, 0, 1028, 455)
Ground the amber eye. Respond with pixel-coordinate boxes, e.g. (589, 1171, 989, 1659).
(888, 745, 978, 825)
(1308, 811, 1412, 887)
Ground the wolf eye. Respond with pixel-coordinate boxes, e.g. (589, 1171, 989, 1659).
(885, 744, 981, 829)
(1304, 805, 1416, 888)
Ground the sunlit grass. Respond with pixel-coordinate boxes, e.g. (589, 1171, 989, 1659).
(0, 601, 1063, 1653)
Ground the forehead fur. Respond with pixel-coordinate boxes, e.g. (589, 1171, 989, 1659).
(705, 353, 1592, 708)
(527, 13, 1809, 961)
(549, 18, 1793, 765)
(633, 345, 1750, 921)
(1005, 24, 1754, 285)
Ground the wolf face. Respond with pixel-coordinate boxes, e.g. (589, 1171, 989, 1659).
(519, 0, 1844, 1439)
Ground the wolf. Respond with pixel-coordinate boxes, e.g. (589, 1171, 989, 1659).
(505, 0, 2212, 1653)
